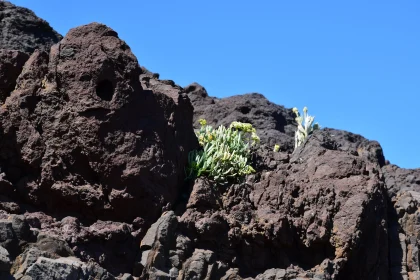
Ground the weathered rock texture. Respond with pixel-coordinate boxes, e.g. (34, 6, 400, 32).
(0, 1, 62, 53)
(0, 12, 198, 276)
(140, 69, 297, 152)
(18, 211, 139, 276)
(383, 165, 420, 280)
(0, 2, 419, 280)
(138, 130, 389, 279)
(185, 83, 297, 152)
(0, 50, 30, 103)
(0, 22, 197, 225)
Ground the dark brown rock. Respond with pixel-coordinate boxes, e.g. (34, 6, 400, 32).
(174, 130, 388, 279)
(1, 3, 419, 279)
(137, 128, 389, 279)
(184, 83, 297, 151)
(0, 1, 62, 53)
(140, 70, 297, 151)
(0, 49, 30, 103)
(383, 164, 420, 199)
(382, 165, 420, 280)
(0, 23, 197, 225)
(323, 128, 386, 167)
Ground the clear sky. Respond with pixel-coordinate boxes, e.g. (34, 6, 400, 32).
(9, 0, 420, 169)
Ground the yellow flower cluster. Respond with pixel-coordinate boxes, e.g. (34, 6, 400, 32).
(187, 119, 260, 184)
(229, 121, 260, 145)
(229, 121, 256, 133)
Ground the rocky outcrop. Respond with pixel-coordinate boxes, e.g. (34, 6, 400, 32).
(382, 165, 420, 280)
(19, 211, 139, 276)
(0, 22, 197, 225)
(139, 70, 297, 152)
(2, 218, 116, 280)
(0, 1, 62, 53)
(184, 83, 297, 152)
(0, 18, 197, 278)
(0, 2, 420, 280)
(383, 164, 420, 199)
(0, 1, 61, 104)
(139, 130, 389, 279)
(0, 50, 30, 103)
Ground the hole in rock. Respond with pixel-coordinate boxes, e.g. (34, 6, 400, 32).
(291, 187, 300, 198)
(96, 80, 114, 101)
(238, 106, 251, 114)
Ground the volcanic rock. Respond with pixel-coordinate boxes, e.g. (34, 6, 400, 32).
(0, 1, 62, 53)
(382, 165, 420, 279)
(0, 22, 197, 225)
(139, 129, 389, 279)
(1, 2, 420, 280)
(0, 50, 30, 103)
(184, 83, 297, 151)
(139, 70, 297, 151)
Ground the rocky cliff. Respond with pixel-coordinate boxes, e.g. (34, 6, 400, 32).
(0, 2, 419, 279)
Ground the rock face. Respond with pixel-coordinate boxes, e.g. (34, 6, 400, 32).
(0, 50, 30, 103)
(3, 218, 115, 280)
(19, 211, 141, 276)
(0, 22, 197, 225)
(139, 130, 389, 279)
(184, 82, 297, 152)
(0, 2, 420, 280)
(0, 1, 62, 53)
(382, 165, 420, 280)
(139, 70, 297, 152)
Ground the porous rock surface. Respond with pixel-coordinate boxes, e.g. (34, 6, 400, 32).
(184, 82, 297, 152)
(139, 130, 389, 279)
(0, 49, 29, 103)
(0, 2, 419, 280)
(0, 1, 62, 53)
(0, 22, 197, 224)
(0, 10, 197, 278)
(382, 165, 420, 280)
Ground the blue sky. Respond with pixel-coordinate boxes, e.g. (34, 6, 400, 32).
(10, 0, 420, 169)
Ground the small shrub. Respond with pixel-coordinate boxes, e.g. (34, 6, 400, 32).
(293, 106, 319, 149)
(186, 119, 259, 184)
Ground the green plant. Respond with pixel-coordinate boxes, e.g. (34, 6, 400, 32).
(292, 106, 319, 149)
(186, 119, 259, 184)
(273, 144, 280, 152)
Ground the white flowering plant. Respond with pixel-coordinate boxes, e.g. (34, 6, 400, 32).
(186, 119, 259, 184)
(292, 106, 320, 149)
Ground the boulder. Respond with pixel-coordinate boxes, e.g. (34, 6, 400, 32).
(22, 256, 114, 280)
(139, 211, 183, 278)
(0, 1, 62, 53)
(0, 23, 197, 224)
